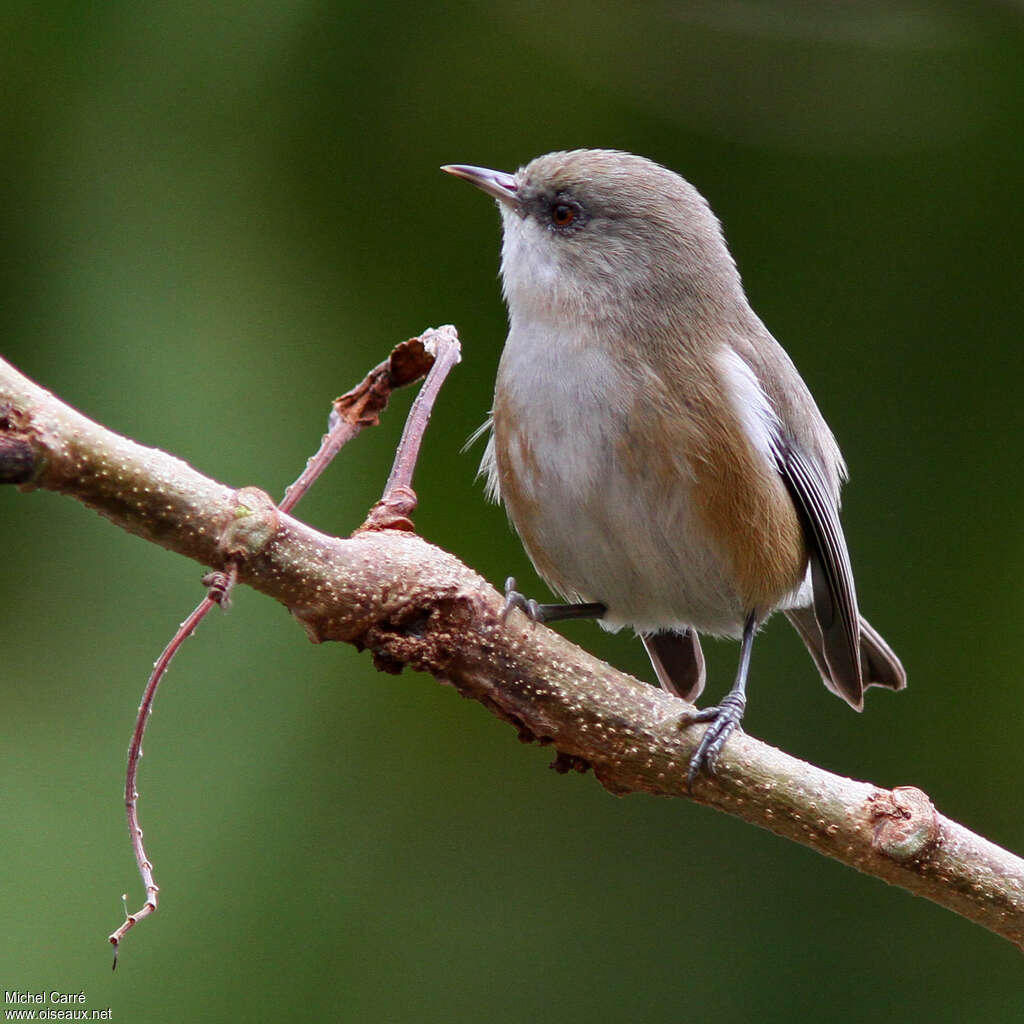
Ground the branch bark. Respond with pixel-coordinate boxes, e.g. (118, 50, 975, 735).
(2, 347, 1022, 952)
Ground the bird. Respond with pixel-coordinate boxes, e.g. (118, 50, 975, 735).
(442, 150, 905, 787)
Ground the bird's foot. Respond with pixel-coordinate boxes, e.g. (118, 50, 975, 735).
(501, 577, 606, 625)
(679, 691, 747, 790)
(502, 577, 546, 624)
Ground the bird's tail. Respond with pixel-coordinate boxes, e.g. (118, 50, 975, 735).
(786, 607, 906, 711)
(641, 629, 706, 704)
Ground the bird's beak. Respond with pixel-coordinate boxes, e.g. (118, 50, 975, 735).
(441, 164, 520, 209)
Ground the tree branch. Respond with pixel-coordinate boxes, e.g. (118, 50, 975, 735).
(2, 345, 1022, 952)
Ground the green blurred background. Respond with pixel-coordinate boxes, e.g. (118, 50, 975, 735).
(2, 1, 1023, 1019)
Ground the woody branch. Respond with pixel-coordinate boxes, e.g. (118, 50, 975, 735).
(1, 336, 1022, 952)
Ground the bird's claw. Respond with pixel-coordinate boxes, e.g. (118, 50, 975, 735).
(502, 577, 543, 624)
(679, 691, 747, 790)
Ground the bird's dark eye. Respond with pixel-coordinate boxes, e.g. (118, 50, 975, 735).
(551, 202, 575, 226)
(534, 194, 585, 233)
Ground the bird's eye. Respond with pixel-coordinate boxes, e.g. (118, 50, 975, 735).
(551, 202, 575, 226)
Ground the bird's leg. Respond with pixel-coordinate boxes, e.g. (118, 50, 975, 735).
(680, 611, 758, 790)
(502, 577, 606, 624)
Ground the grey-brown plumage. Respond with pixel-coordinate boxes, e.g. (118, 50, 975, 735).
(444, 150, 905, 783)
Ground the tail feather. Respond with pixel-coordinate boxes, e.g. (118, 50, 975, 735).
(641, 629, 706, 704)
(857, 616, 907, 692)
(786, 607, 905, 711)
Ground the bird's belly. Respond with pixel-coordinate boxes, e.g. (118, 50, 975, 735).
(500, 439, 754, 635)
(490, 359, 761, 637)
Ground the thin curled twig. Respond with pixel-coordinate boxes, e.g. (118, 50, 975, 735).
(107, 585, 224, 965)
(106, 327, 460, 962)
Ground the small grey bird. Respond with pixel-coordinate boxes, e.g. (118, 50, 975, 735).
(443, 150, 905, 786)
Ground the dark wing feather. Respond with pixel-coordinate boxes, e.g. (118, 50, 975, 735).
(775, 440, 863, 709)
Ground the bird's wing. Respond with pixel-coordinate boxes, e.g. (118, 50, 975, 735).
(775, 440, 864, 709)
